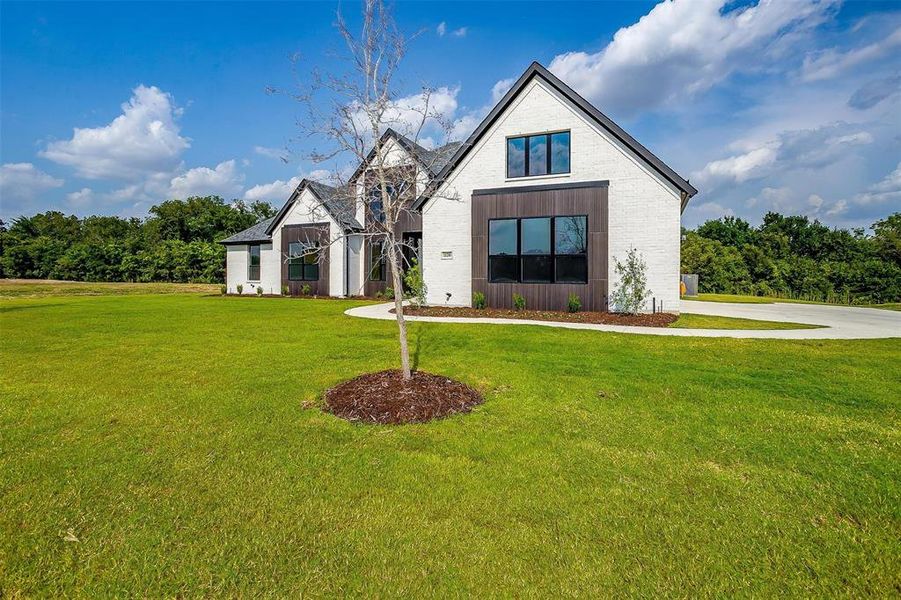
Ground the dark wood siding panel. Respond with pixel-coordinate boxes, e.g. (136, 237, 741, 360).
(281, 223, 330, 296)
(471, 185, 608, 311)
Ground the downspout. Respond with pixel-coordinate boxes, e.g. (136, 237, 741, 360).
(344, 233, 349, 297)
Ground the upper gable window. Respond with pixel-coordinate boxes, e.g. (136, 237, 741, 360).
(506, 131, 570, 178)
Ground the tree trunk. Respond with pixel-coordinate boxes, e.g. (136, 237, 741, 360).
(387, 237, 412, 380)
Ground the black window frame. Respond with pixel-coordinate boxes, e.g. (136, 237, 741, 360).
(248, 243, 261, 281)
(487, 214, 588, 284)
(287, 241, 320, 282)
(506, 130, 571, 179)
(369, 239, 387, 282)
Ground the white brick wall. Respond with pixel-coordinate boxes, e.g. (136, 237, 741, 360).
(225, 242, 276, 294)
(421, 78, 682, 312)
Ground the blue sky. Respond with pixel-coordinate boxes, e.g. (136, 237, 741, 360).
(1, 0, 899, 229)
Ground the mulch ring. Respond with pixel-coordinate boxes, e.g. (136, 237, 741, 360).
(323, 370, 484, 425)
(395, 306, 678, 327)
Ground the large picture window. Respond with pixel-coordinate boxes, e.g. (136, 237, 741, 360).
(369, 240, 386, 281)
(288, 241, 320, 281)
(506, 131, 570, 178)
(248, 244, 261, 281)
(488, 215, 587, 284)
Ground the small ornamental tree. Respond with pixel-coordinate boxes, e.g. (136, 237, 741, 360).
(611, 248, 652, 314)
(280, 0, 459, 381)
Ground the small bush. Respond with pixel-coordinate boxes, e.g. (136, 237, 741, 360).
(385, 287, 395, 300)
(302, 284, 311, 296)
(236, 284, 243, 295)
(567, 293, 582, 313)
(512, 293, 525, 311)
(256, 286, 264, 297)
(472, 291, 486, 309)
(375, 291, 383, 299)
(282, 284, 290, 296)
(403, 258, 427, 306)
(220, 284, 227, 296)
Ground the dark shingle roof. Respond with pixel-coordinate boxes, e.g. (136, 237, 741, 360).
(220, 217, 275, 245)
(306, 180, 362, 230)
(394, 133, 463, 176)
(261, 179, 363, 238)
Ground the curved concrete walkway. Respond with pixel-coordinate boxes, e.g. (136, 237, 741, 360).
(345, 300, 901, 339)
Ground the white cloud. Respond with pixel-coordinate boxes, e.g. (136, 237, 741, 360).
(254, 145, 287, 161)
(491, 77, 516, 104)
(243, 176, 302, 203)
(243, 169, 331, 203)
(451, 27, 467, 38)
(848, 74, 901, 110)
(801, 29, 901, 82)
(547, 0, 837, 116)
(436, 22, 446, 37)
(167, 160, 244, 199)
(694, 122, 875, 188)
(41, 85, 190, 180)
(65, 187, 95, 208)
(852, 161, 901, 206)
(0, 163, 64, 201)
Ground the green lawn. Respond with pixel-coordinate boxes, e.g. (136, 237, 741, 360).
(684, 292, 901, 310)
(2, 290, 899, 596)
(670, 313, 822, 330)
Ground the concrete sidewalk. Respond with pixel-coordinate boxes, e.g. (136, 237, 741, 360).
(345, 300, 901, 339)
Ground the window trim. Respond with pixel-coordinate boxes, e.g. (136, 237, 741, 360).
(247, 243, 261, 281)
(505, 130, 571, 179)
(487, 214, 588, 285)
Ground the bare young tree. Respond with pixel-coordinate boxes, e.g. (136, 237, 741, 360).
(280, 0, 461, 380)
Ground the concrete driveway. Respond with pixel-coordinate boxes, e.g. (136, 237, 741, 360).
(679, 300, 901, 339)
(346, 300, 901, 339)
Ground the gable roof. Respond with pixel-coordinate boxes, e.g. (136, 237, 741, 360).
(413, 61, 698, 212)
(263, 178, 362, 236)
(349, 128, 463, 184)
(220, 216, 276, 245)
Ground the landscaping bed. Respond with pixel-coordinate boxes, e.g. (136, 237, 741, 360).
(324, 369, 483, 424)
(397, 306, 678, 327)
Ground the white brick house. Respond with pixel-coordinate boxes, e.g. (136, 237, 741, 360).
(222, 62, 696, 312)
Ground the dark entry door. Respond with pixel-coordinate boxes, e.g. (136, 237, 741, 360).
(401, 232, 422, 271)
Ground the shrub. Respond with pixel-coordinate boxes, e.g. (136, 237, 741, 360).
(256, 286, 264, 297)
(512, 293, 525, 311)
(375, 291, 383, 299)
(403, 258, 427, 306)
(611, 247, 652, 314)
(302, 284, 311, 296)
(385, 287, 395, 300)
(236, 284, 243, 295)
(282, 284, 290, 296)
(472, 291, 486, 309)
(567, 293, 582, 313)
(220, 284, 227, 295)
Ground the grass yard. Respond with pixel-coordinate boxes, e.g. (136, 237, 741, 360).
(1, 287, 900, 596)
(670, 313, 822, 330)
(684, 292, 901, 311)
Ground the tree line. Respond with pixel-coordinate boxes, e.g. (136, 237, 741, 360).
(681, 212, 901, 304)
(0, 196, 275, 284)
(1, 199, 899, 304)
